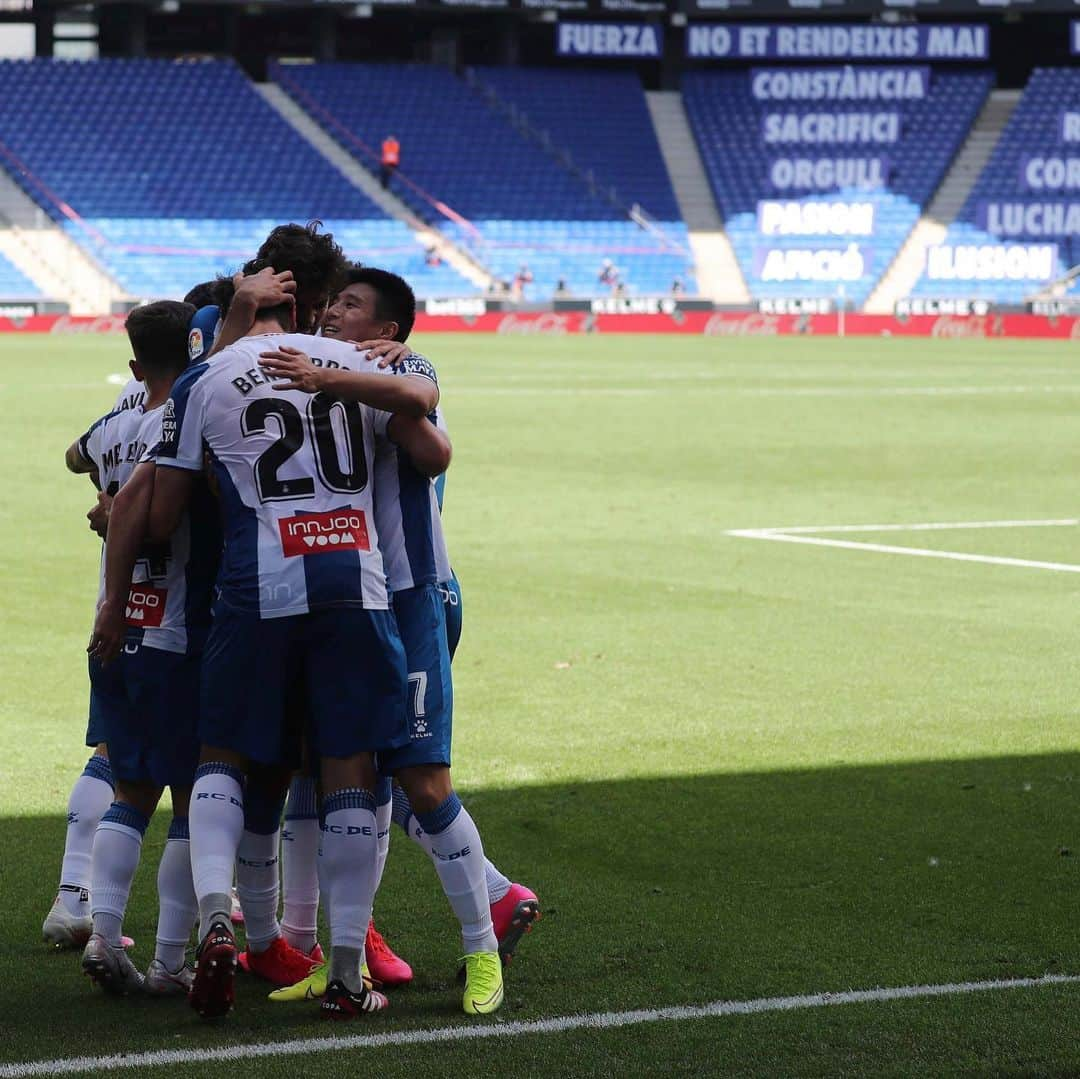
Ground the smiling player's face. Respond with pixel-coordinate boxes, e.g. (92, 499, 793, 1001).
(321, 283, 393, 342)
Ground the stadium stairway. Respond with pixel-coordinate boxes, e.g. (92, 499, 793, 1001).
(254, 83, 491, 290)
(645, 90, 748, 303)
(0, 166, 126, 313)
(865, 90, 1021, 313)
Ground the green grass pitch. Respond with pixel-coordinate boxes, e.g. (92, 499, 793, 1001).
(2, 332, 1079, 1076)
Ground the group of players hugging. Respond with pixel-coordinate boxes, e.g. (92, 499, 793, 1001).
(40, 222, 539, 1020)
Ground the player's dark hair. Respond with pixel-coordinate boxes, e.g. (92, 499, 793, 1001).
(183, 280, 217, 309)
(344, 265, 416, 343)
(125, 301, 196, 378)
(255, 221, 348, 332)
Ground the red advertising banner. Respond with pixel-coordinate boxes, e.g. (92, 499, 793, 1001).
(5, 311, 1080, 338)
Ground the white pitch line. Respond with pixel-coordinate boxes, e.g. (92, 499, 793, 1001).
(738, 384, 1080, 397)
(739, 519, 1080, 536)
(1, 975, 1076, 1078)
(727, 530, 1080, 574)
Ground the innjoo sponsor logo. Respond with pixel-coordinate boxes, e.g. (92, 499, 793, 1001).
(279, 509, 371, 557)
(125, 585, 167, 628)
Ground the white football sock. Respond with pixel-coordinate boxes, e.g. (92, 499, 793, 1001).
(484, 860, 512, 905)
(155, 817, 197, 971)
(189, 763, 245, 933)
(417, 794, 497, 954)
(319, 789, 378, 992)
(237, 829, 281, 952)
(392, 784, 434, 856)
(374, 779, 393, 893)
(58, 756, 114, 915)
(281, 776, 320, 954)
(90, 803, 148, 946)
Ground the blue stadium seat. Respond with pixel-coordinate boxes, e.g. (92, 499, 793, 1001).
(909, 68, 1077, 303)
(0, 58, 475, 298)
(271, 62, 695, 297)
(0, 250, 41, 299)
(682, 68, 993, 305)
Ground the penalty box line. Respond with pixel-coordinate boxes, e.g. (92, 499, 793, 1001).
(726, 519, 1080, 574)
(2, 975, 1078, 1078)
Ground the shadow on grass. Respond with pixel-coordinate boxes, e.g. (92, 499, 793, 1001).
(1, 752, 1077, 1066)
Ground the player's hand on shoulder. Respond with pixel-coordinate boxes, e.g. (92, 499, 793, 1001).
(87, 599, 125, 666)
(351, 339, 410, 368)
(86, 492, 112, 539)
(258, 346, 325, 394)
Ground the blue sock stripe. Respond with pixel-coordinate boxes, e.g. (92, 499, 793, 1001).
(323, 787, 377, 817)
(375, 776, 393, 807)
(391, 785, 413, 832)
(82, 755, 113, 787)
(244, 785, 286, 835)
(167, 816, 190, 841)
(194, 761, 245, 787)
(416, 792, 462, 836)
(101, 801, 150, 836)
(284, 776, 318, 821)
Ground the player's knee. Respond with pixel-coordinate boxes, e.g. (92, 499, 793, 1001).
(321, 752, 378, 796)
(115, 780, 162, 819)
(397, 765, 452, 815)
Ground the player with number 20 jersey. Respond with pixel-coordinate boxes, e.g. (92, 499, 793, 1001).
(154, 331, 409, 766)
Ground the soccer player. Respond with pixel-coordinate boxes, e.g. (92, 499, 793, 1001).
(260, 268, 534, 1016)
(330, 269, 539, 972)
(97, 284, 441, 1020)
(43, 356, 151, 950)
(91, 236, 342, 996)
(71, 301, 215, 996)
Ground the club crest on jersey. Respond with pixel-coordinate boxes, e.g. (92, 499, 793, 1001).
(188, 327, 204, 361)
(279, 509, 371, 557)
(124, 584, 167, 628)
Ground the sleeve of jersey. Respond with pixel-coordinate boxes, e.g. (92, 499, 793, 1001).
(137, 411, 165, 465)
(77, 410, 114, 469)
(391, 353, 438, 385)
(77, 425, 100, 469)
(155, 366, 209, 471)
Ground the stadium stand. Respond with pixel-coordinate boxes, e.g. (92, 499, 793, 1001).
(0, 58, 475, 298)
(909, 68, 1074, 304)
(271, 61, 696, 297)
(683, 68, 993, 306)
(0, 249, 41, 299)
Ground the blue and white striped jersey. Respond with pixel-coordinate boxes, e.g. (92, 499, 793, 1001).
(112, 378, 146, 416)
(156, 333, 390, 619)
(127, 407, 220, 654)
(78, 404, 148, 615)
(371, 359, 451, 593)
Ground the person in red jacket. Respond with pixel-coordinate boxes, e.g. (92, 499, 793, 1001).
(380, 136, 400, 189)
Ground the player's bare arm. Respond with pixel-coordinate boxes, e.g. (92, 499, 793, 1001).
(209, 267, 297, 357)
(65, 438, 97, 477)
(258, 346, 438, 416)
(146, 466, 194, 544)
(387, 414, 452, 478)
(87, 463, 154, 664)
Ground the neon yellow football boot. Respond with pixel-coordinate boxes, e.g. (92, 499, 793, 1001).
(461, 952, 504, 1016)
(268, 961, 374, 1002)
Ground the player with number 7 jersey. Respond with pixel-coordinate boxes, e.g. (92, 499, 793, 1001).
(150, 322, 437, 1020)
